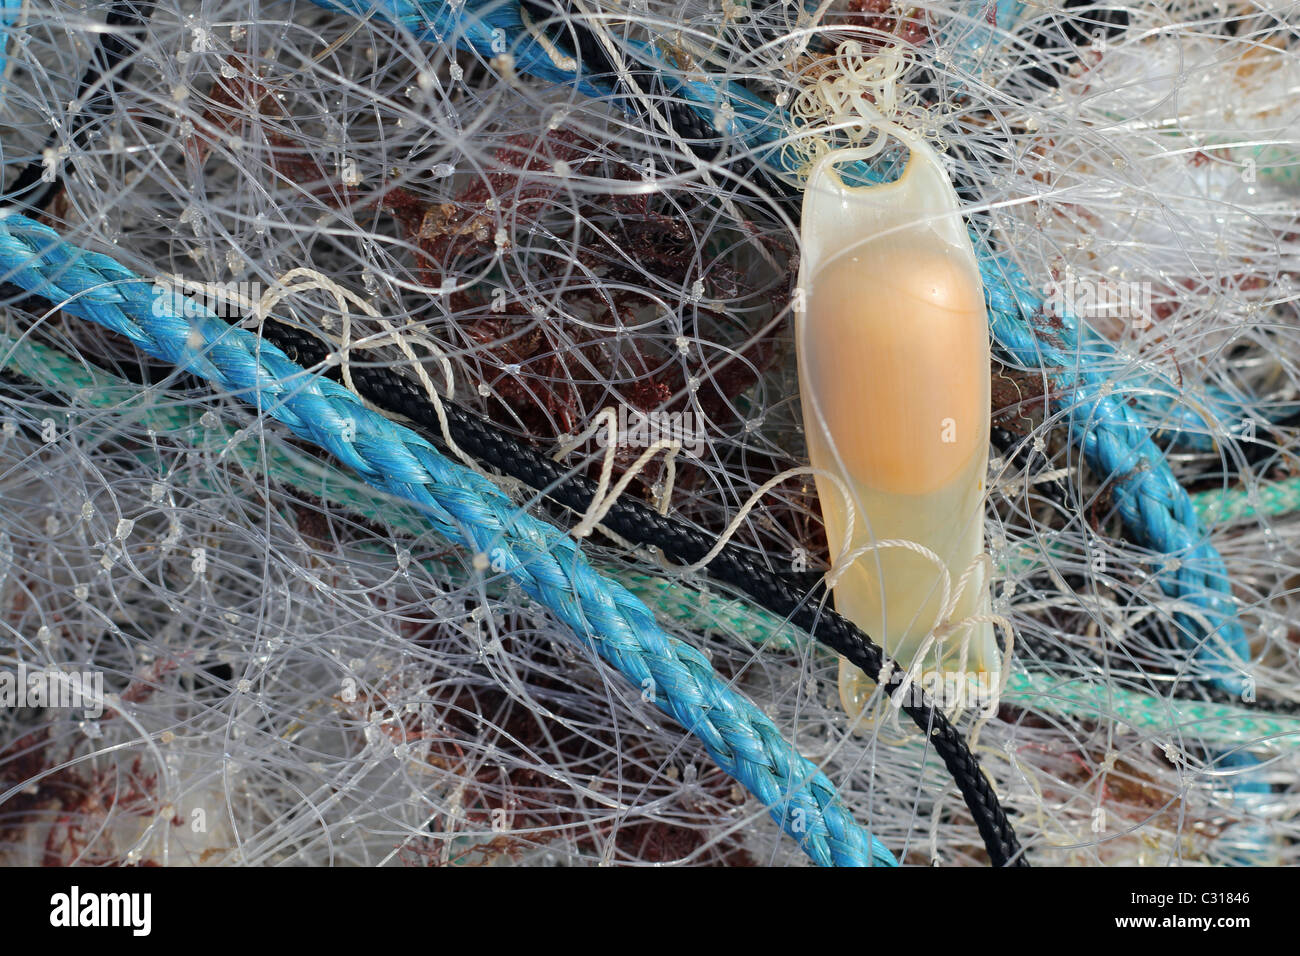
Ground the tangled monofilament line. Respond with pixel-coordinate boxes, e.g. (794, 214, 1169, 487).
(1, 0, 1029, 868)
(0, 209, 908, 867)
(3, 0, 1299, 868)
(7, 322, 1299, 752)
(311, 0, 1255, 695)
(14, 0, 1031, 866)
(249, 317, 1025, 864)
(24, 0, 1260, 697)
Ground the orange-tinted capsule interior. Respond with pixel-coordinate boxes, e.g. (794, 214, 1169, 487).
(803, 239, 988, 498)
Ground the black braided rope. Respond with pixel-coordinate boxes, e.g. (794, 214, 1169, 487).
(518, 0, 716, 151)
(260, 318, 1028, 866)
(4, 2, 150, 208)
(518, 0, 802, 204)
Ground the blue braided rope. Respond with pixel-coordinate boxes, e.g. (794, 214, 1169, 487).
(981, 257, 1249, 693)
(0, 210, 896, 867)
(310, 0, 1250, 690)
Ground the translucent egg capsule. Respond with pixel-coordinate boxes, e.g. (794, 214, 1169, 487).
(796, 134, 998, 721)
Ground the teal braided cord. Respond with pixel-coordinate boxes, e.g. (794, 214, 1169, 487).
(0, 213, 897, 868)
(1192, 478, 1300, 525)
(1248, 144, 1300, 188)
(1002, 671, 1300, 750)
(12, 327, 1295, 756)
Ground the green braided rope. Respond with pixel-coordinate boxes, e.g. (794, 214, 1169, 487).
(6, 326, 1294, 752)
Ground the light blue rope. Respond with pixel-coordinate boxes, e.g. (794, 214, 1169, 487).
(311, 0, 1251, 693)
(0, 0, 18, 95)
(0, 211, 897, 867)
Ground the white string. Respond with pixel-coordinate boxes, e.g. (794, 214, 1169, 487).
(247, 268, 482, 473)
(552, 406, 682, 539)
